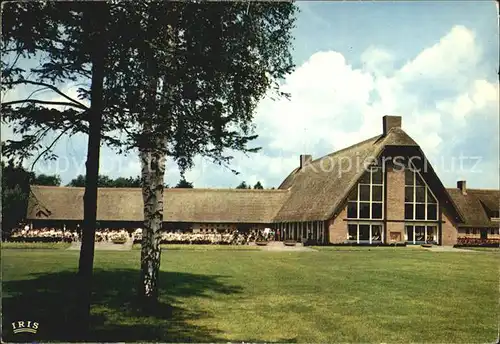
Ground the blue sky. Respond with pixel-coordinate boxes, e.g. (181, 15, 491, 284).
(2, 1, 499, 189)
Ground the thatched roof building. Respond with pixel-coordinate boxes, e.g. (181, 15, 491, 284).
(26, 116, 499, 244)
(446, 184, 499, 228)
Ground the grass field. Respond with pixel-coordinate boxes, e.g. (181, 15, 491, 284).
(2, 247, 498, 343)
(1, 242, 71, 249)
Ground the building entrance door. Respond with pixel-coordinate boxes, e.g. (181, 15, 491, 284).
(480, 229, 487, 240)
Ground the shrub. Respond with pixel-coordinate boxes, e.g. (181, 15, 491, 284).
(455, 237, 500, 247)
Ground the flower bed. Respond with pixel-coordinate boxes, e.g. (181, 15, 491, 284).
(8, 237, 68, 243)
(455, 237, 500, 247)
(134, 232, 254, 245)
(8, 227, 269, 246)
(255, 241, 269, 246)
(283, 240, 296, 246)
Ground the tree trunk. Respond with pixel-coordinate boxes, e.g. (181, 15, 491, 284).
(139, 145, 165, 309)
(137, 2, 168, 309)
(75, 3, 108, 336)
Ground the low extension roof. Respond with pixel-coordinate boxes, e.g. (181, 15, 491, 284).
(27, 186, 290, 223)
(446, 188, 499, 228)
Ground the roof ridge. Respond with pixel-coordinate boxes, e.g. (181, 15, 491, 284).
(308, 134, 382, 165)
(165, 188, 288, 192)
(446, 187, 500, 192)
(30, 185, 289, 192)
(468, 188, 500, 192)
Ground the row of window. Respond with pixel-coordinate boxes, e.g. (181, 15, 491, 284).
(347, 224, 438, 244)
(465, 228, 499, 235)
(406, 225, 437, 244)
(348, 224, 383, 243)
(200, 224, 234, 229)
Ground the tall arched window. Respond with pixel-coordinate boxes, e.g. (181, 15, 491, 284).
(347, 167, 384, 220)
(404, 162, 439, 244)
(346, 166, 384, 244)
(404, 165, 438, 221)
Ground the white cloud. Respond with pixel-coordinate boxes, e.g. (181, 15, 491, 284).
(436, 79, 499, 125)
(244, 25, 498, 188)
(361, 47, 395, 76)
(398, 25, 480, 84)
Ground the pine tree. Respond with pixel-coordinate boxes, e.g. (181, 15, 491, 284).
(254, 181, 264, 189)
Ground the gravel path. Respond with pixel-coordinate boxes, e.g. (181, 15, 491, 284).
(67, 240, 133, 251)
(421, 246, 479, 253)
(253, 241, 317, 252)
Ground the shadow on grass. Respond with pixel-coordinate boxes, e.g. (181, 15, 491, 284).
(2, 269, 243, 342)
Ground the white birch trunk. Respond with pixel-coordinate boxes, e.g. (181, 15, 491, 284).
(139, 145, 165, 306)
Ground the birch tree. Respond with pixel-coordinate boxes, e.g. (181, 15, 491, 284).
(103, 2, 297, 306)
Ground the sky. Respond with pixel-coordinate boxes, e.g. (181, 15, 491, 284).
(2, 1, 499, 189)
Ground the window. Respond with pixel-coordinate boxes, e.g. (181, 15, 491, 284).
(491, 228, 497, 235)
(348, 224, 357, 241)
(406, 225, 438, 244)
(347, 223, 384, 244)
(347, 167, 384, 220)
(404, 165, 438, 221)
(473, 229, 477, 235)
(466, 228, 470, 235)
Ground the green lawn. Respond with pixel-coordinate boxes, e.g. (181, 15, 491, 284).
(1, 248, 498, 343)
(1, 241, 71, 249)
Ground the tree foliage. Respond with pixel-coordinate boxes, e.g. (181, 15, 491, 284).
(1, 161, 33, 235)
(67, 174, 141, 188)
(253, 181, 264, 189)
(236, 181, 249, 189)
(175, 178, 193, 188)
(1, 161, 60, 234)
(33, 173, 61, 186)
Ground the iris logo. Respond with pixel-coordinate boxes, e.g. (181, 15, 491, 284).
(11, 320, 39, 334)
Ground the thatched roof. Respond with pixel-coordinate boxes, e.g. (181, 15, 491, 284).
(274, 127, 425, 221)
(27, 122, 488, 226)
(446, 188, 499, 228)
(28, 186, 290, 223)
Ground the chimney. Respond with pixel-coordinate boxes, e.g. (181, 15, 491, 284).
(457, 180, 467, 195)
(383, 115, 402, 136)
(300, 154, 312, 170)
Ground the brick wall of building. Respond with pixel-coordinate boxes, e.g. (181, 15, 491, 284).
(328, 205, 348, 243)
(385, 165, 405, 243)
(441, 211, 458, 246)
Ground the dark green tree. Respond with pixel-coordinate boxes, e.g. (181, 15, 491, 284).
(236, 181, 249, 189)
(253, 181, 264, 189)
(112, 176, 142, 188)
(175, 178, 193, 188)
(67, 174, 141, 188)
(1, 161, 34, 236)
(67, 175, 87, 187)
(33, 173, 61, 186)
